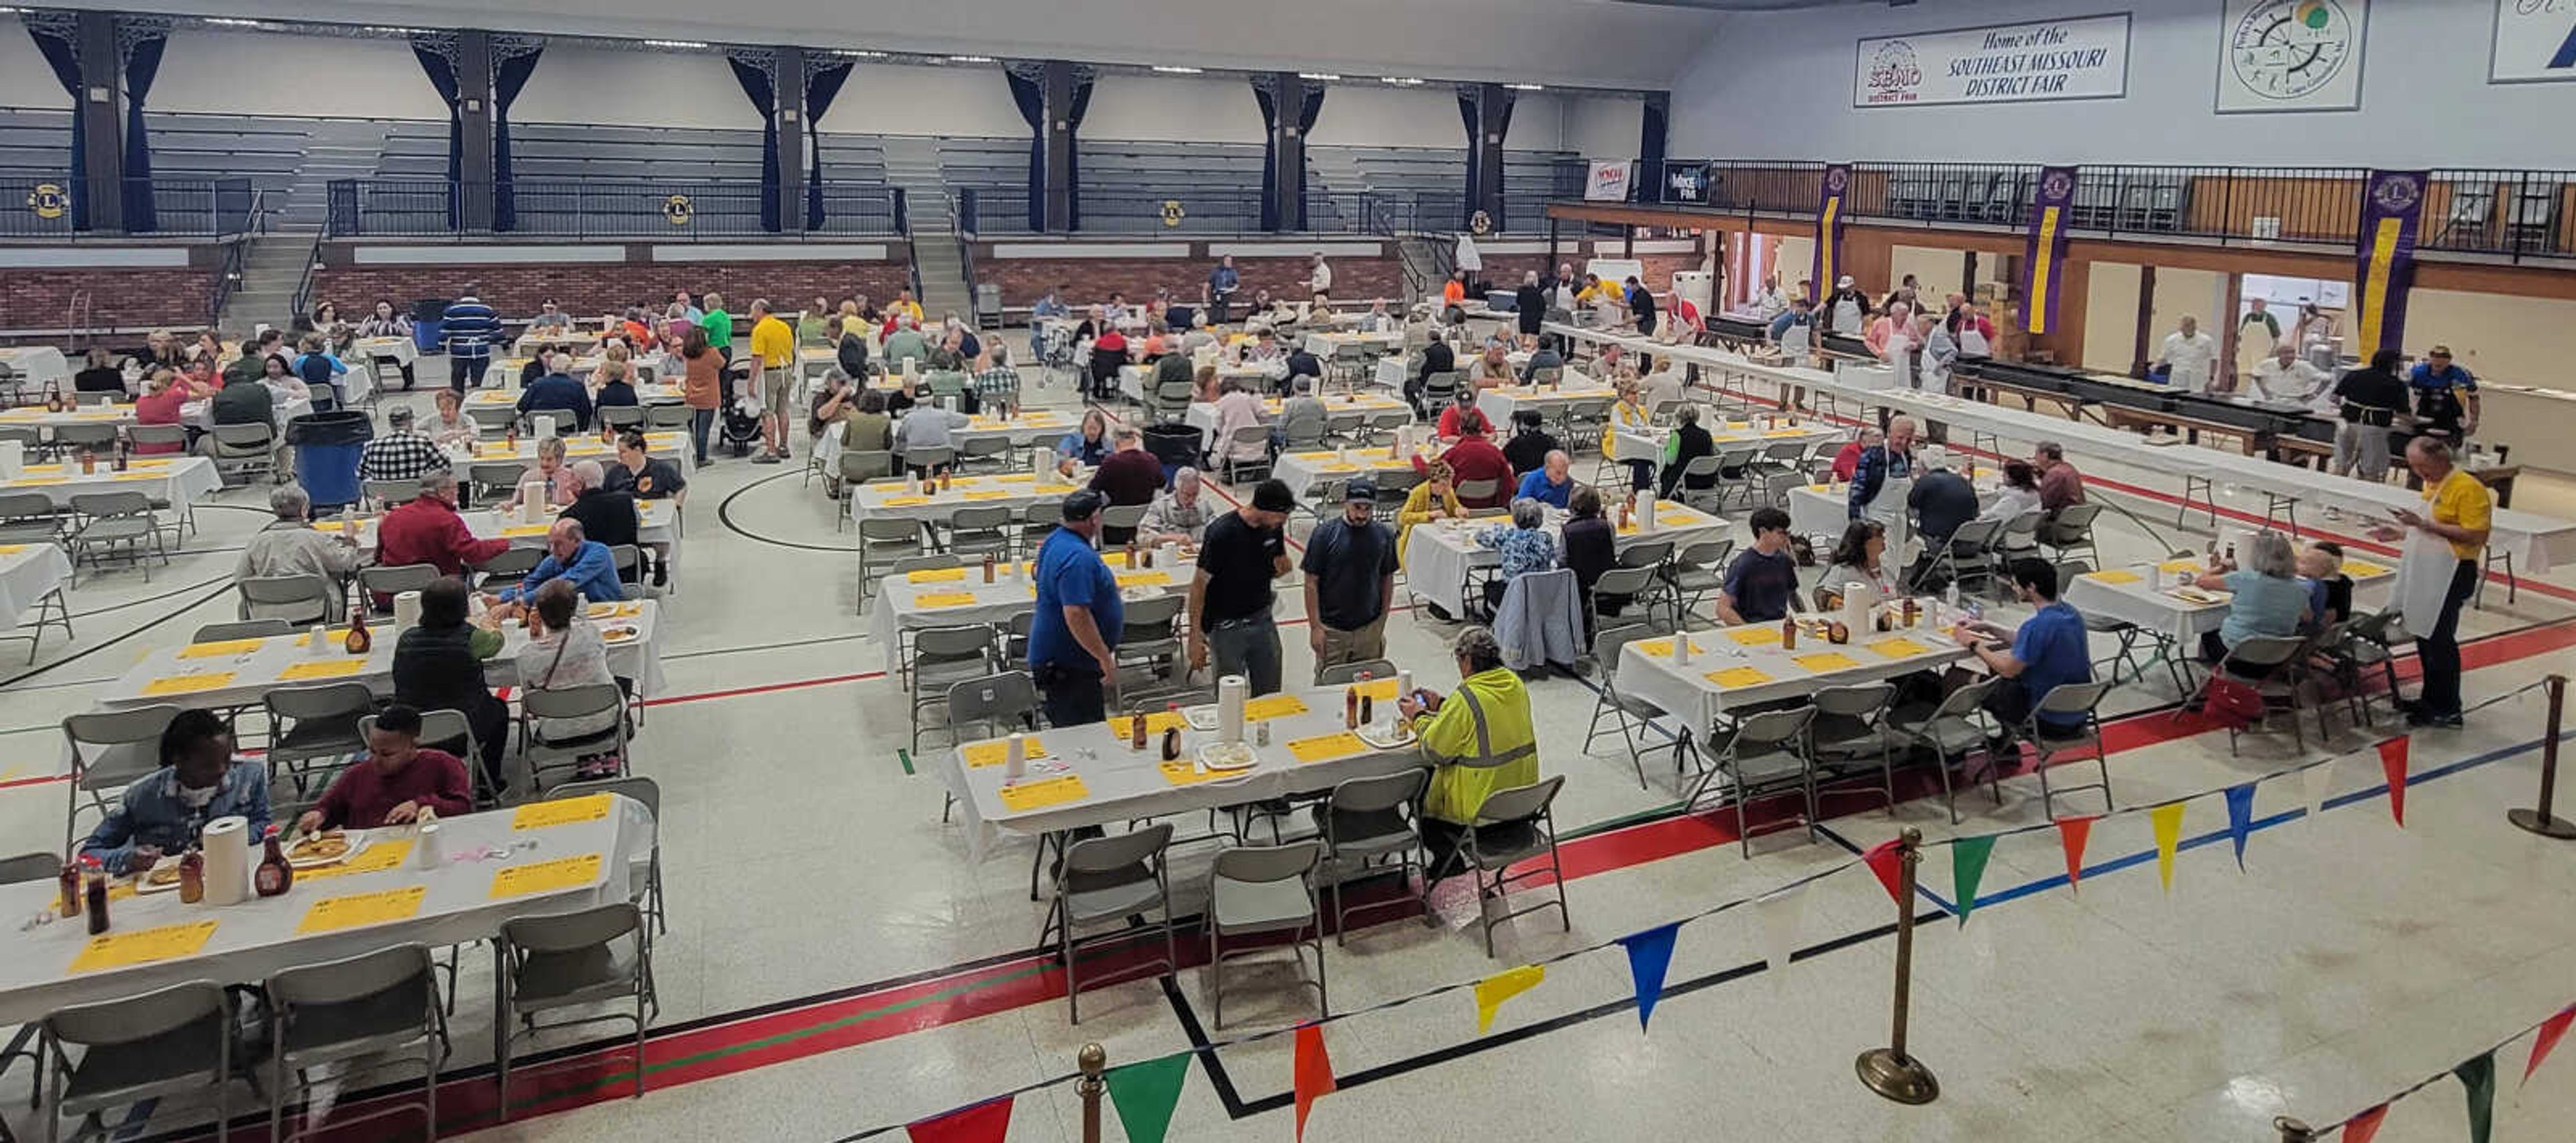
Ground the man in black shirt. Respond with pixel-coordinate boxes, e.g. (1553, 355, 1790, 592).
(1905, 464, 1982, 586)
(1718, 508, 1801, 624)
(599, 431, 685, 586)
(557, 461, 641, 583)
(1187, 479, 1295, 696)
(1625, 276, 1659, 337)
(1408, 340, 1455, 417)
(1513, 270, 1546, 338)
(1299, 479, 1399, 681)
(2329, 347, 2407, 482)
(1501, 409, 1559, 478)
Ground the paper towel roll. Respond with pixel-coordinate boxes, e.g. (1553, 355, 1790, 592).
(1841, 582, 1872, 634)
(520, 484, 548, 525)
(392, 590, 423, 632)
(535, 415, 559, 440)
(200, 815, 251, 906)
(1218, 674, 1248, 745)
(1638, 495, 1657, 532)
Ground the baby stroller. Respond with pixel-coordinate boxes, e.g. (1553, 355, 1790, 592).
(716, 394, 764, 458)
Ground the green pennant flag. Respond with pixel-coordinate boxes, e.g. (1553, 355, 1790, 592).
(2455, 1050, 2496, 1143)
(1951, 835, 1996, 926)
(1106, 1052, 1191, 1143)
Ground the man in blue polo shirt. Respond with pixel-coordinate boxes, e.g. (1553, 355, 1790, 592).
(1956, 558, 2092, 734)
(1513, 450, 1578, 509)
(2405, 344, 2479, 447)
(1029, 490, 1123, 727)
(489, 519, 624, 607)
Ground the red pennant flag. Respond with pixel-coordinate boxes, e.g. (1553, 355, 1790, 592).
(1862, 838, 1905, 905)
(906, 1096, 1012, 1143)
(2378, 737, 2410, 827)
(2526, 1003, 2576, 1085)
(2056, 816, 2098, 892)
(2341, 1103, 2387, 1143)
(1293, 1024, 1336, 1142)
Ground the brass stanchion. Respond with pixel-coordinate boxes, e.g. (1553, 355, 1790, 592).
(2273, 1115, 2316, 1142)
(1079, 1043, 1107, 1143)
(2508, 675, 2576, 839)
(1856, 827, 1939, 1105)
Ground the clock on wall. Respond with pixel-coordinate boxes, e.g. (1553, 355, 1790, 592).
(2223, 0, 2363, 107)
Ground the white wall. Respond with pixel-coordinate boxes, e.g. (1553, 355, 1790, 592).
(1307, 86, 1468, 150)
(510, 45, 759, 129)
(1558, 95, 1642, 160)
(1081, 74, 1263, 145)
(823, 63, 1030, 138)
(1670, 0, 2576, 168)
(0, 18, 70, 109)
(149, 30, 447, 119)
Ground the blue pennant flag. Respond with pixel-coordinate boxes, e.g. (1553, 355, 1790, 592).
(1619, 922, 1681, 1032)
(2223, 783, 2258, 871)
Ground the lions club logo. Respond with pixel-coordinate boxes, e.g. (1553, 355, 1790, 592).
(25, 183, 68, 220)
(2370, 173, 2421, 215)
(2041, 170, 2075, 201)
(662, 195, 693, 225)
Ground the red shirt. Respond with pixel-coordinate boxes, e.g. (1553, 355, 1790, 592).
(1832, 440, 1865, 482)
(313, 749, 472, 829)
(133, 388, 190, 453)
(1089, 447, 1165, 507)
(1436, 437, 1513, 508)
(377, 496, 511, 576)
(1095, 330, 1128, 354)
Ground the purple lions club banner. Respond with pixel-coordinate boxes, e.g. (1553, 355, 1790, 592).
(2353, 169, 2428, 354)
(2021, 165, 2078, 335)
(1811, 164, 1851, 301)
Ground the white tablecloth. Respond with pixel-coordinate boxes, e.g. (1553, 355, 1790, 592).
(1615, 616, 1995, 728)
(513, 329, 601, 356)
(0, 541, 71, 631)
(1474, 384, 1620, 433)
(864, 551, 1175, 673)
(0, 455, 223, 510)
(0, 406, 128, 431)
(1404, 502, 1727, 618)
(816, 411, 1080, 476)
(95, 600, 669, 710)
(2060, 558, 2396, 645)
(849, 471, 1083, 527)
(1182, 394, 1409, 438)
(327, 504, 678, 557)
(447, 431, 692, 473)
(1302, 331, 1403, 358)
(0, 797, 651, 1026)
(0, 347, 72, 391)
(354, 335, 416, 368)
(941, 687, 1426, 862)
(1272, 449, 1424, 499)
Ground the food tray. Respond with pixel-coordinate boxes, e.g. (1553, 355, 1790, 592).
(285, 829, 370, 870)
(1355, 722, 1417, 750)
(1196, 741, 1259, 771)
(1180, 704, 1220, 731)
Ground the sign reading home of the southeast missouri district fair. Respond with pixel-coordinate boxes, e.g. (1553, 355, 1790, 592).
(2491, 0, 2576, 83)
(1855, 13, 2132, 107)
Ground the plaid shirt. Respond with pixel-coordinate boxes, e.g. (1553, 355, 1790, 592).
(973, 366, 1020, 399)
(359, 430, 450, 483)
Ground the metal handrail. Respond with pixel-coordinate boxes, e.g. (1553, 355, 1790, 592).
(205, 188, 266, 327)
(288, 229, 326, 329)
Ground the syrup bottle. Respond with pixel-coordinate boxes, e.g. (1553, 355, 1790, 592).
(57, 859, 82, 918)
(82, 857, 109, 934)
(343, 608, 372, 654)
(1782, 614, 1798, 650)
(1160, 703, 1183, 761)
(254, 824, 293, 897)
(177, 847, 205, 905)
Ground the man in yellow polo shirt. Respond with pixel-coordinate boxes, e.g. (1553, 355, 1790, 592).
(1399, 625, 1540, 873)
(746, 298, 798, 464)
(2379, 437, 2491, 728)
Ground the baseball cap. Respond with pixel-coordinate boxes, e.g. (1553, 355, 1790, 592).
(1250, 479, 1296, 514)
(1342, 478, 1377, 502)
(2428, 345, 2453, 357)
(1061, 490, 1107, 522)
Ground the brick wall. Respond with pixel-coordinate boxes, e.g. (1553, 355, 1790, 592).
(310, 260, 915, 321)
(977, 253, 1405, 309)
(1, 270, 215, 333)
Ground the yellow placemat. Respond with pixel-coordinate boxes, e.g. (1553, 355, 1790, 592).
(1868, 637, 1931, 659)
(8, 477, 66, 486)
(1114, 570, 1172, 587)
(177, 639, 263, 659)
(584, 601, 645, 619)
(0, 544, 23, 555)
(994, 473, 1038, 483)
(962, 737, 1047, 767)
(1108, 711, 1184, 738)
(1159, 759, 1229, 786)
(1293, 450, 1339, 461)
(1725, 625, 1783, 647)
(142, 671, 235, 696)
(997, 774, 1089, 812)
(1631, 637, 1703, 659)
(912, 591, 980, 608)
(297, 885, 427, 934)
(489, 853, 604, 900)
(1243, 694, 1309, 721)
(1794, 652, 1862, 672)
(1354, 677, 1400, 702)
(298, 840, 413, 880)
(2343, 559, 2389, 578)
(500, 524, 551, 538)
(277, 659, 366, 682)
(1704, 667, 1774, 689)
(906, 567, 969, 584)
(2156, 559, 2203, 574)
(2084, 569, 2143, 585)
(67, 920, 219, 973)
(879, 495, 932, 507)
(1763, 428, 1813, 438)
(960, 490, 1013, 501)
(514, 792, 612, 829)
(1287, 732, 1368, 763)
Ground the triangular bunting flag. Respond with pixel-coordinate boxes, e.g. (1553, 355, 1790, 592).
(1754, 883, 1808, 973)
(1862, 838, 1906, 904)
(1105, 1052, 1191, 1143)
(2222, 782, 2258, 871)
(2524, 1003, 2576, 1086)
(2149, 803, 2186, 893)
(2379, 737, 2411, 828)
(1293, 1024, 1336, 1143)
(2056, 816, 2098, 893)
(2341, 1103, 2387, 1143)
(906, 1096, 1012, 1143)
(2455, 1050, 2496, 1143)
(1473, 965, 1546, 1034)
(1950, 835, 1996, 927)
(1619, 922, 1680, 1031)
(2299, 755, 2338, 827)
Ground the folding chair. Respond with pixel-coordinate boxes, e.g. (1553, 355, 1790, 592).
(517, 683, 631, 792)
(39, 982, 241, 1143)
(1426, 777, 1570, 958)
(1205, 842, 1329, 1028)
(1808, 682, 1899, 818)
(263, 683, 378, 797)
(1686, 706, 1818, 857)
(1580, 623, 1682, 789)
(496, 904, 653, 1107)
(547, 777, 667, 934)
(2016, 679, 2117, 819)
(1039, 824, 1177, 1024)
(67, 492, 167, 582)
(1309, 770, 1428, 942)
(1888, 676, 2002, 824)
(262, 945, 444, 1143)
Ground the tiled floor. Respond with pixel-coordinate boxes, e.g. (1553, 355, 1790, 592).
(1, 345, 2571, 1143)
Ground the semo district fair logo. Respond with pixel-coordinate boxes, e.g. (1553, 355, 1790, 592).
(1865, 40, 1926, 103)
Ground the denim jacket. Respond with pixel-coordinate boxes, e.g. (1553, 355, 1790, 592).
(80, 761, 273, 875)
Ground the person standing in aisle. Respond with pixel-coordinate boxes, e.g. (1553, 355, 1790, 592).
(1625, 276, 1659, 337)
(1205, 256, 1240, 325)
(1301, 479, 1399, 681)
(2374, 438, 2490, 729)
(700, 291, 734, 366)
(1187, 479, 1295, 696)
(1029, 491, 1124, 727)
(1819, 275, 1870, 337)
(439, 284, 500, 394)
(1514, 270, 1547, 339)
(2328, 347, 2407, 483)
(747, 299, 797, 464)
(2405, 345, 2480, 449)
(1307, 252, 1332, 302)
(2155, 315, 2218, 394)
(2231, 296, 2281, 388)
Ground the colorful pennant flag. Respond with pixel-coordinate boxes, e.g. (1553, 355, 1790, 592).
(2222, 782, 2258, 871)
(2524, 1003, 2576, 1086)
(1619, 922, 1680, 1031)
(2300, 756, 2338, 826)
(2149, 803, 2186, 893)
(1473, 965, 1546, 1034)
(1293, 1024, 1336, 1143)
(2056, 816, 2098, 893)
(1862, 838, 1906, 904)
(1950, 835, 1996, 926)
(2455, 1050, 2496, 1143)
(906, 1096, 1012, 1143)
(2379, 737, 2411, 827)
(1105, 1052, 1191, 1143)
(2341, 1103, 2387, 1143)
(1754, 883, 1807, 973)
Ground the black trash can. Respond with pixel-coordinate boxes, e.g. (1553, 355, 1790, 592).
(412, 298, 451, 354)
(1142, 422, 1203, 479)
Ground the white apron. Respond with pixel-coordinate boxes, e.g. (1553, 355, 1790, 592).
(2390, 526, 2458, 635)
(1958, 325, 1990, 357)
(2233, 316, 2276, 382)
(1884, 331, 1917, 391)
(1831, 298, 1864, 335)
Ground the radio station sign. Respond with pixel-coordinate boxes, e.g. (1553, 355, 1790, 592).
(1855, 13, 2131, 107)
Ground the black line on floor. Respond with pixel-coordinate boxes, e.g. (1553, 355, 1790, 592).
(715, 468, 859, 553)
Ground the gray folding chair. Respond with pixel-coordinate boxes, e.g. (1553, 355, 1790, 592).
(1039, 824, 1176, 1024)
(2208, 634, 2313, 757)
(835, 452, 895, 518)
(262, 944, 444, 1143)
(470, 546, 544, 588)
(1660, 538, 1733, 620)
(236, 574, 335, 627)
(2038, 502, 2102, 566)
(1220, 425, 1273, 484)
(1205, 842, 1328, 1028)
(1581, 623, 1683, 790)
(2017, 679, 2117, 819)
(61, 706, 183, 853)
(854, 516, 926, 608)
(1114, 592, 1188, 700)
(900, 443, 955, 476)
(942, 505, 1014, 561)
(1808, 682, 1898, 818)
(263, 682, 378, 797)
(0, 490, 63, 548)
(1686, 705, 1819, 858)
(67, 492, 166, 582)
(1098, 501, 1149, 544)
(1585, 565, 1658, 646)
(360, 478, 419, 508)
(939, 671, 1038, 824)
(125, 424, 186, 457)
(547, 777, 665, 934)
(193, 619, 292, 643)
(209, 422, 278, 484)
(1309, 770, 1428, 943)
(1314, 658, 1395, 688)
(1429, 776, 1571, 958)
(39, 981, 238, 1143)
(1888, 676, 2002, 824)
(906, 624, 996, 753)
(496, 903, 653, 1107)
(1454, 477, 1499, 506)
(466, 461, 525, 502)
(353, 563, 439, 618)
(597, 404, 647, 433)
(644, 404, 692, 430)
(517, 682, 630, 792)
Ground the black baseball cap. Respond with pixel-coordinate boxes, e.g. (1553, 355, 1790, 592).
(1343, 478, 1377, 502)
(1061, 490, 1107, 521)
(1250, 480, 1296, 513)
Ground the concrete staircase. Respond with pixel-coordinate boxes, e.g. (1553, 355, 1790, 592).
(879, 136, 974, 319)
(217, 229, 319, 334)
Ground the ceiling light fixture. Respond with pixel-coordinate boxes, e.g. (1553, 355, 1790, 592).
(1151, 65, 1203, 74)
(1297, 72, 1340, 81)
(948, 54, 996, 63)
(1507, 83, 1545, 91)
(643, 38, 708, 49)
(204, 16, 268, 27)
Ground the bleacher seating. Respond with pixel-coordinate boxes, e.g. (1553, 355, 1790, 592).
(1078, 140, 1266, 233)
(0, 108, 71, 180)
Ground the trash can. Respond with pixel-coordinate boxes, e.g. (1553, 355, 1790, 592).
(1141, 422, 1203, 482)
(412, 298, 451, 354)
(288, 410, 375, 511)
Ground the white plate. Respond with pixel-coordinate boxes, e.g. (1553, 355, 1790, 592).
(1121, 586, 1163, 603)
(1197, 742, 1259, 771)
(1180, 704, 1220, 731)
(284, 830, 371, 870)
(1356, 723, 1417, 751)
(133, 857, 186, 894)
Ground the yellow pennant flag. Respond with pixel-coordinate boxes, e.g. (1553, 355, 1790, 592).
(1473, 965, 1546, 1034)
(2149, 803, 2188, 894)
